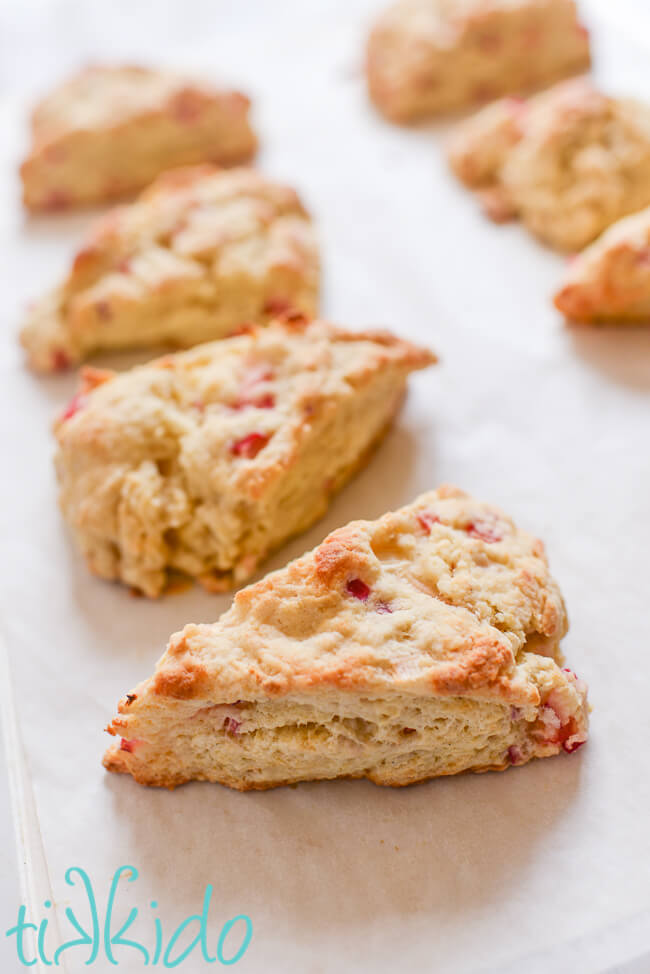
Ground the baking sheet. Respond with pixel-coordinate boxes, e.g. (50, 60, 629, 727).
(2, 2, 650, 971)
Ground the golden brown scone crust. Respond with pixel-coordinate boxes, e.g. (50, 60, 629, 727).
(20, 65, 257, 211)
(554, 205, 650, 322)
(105, 486, 588, 790)
(448, 79, 650, 251)
(20, 166, 320, 371)
(366, 0, 590, 123)
(55, 317, 435, 596)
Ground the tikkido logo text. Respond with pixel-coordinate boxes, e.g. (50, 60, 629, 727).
(5, 866, 253, 967)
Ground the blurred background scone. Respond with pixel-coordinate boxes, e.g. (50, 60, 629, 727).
(366, 0, 591, 123)
(54, 318, 436, 597)
(104, 485, 589, 791)
(20, 64, 257, 211)
(448, 78, 650, 250)
(554, 205, 650, 322)
(21, 165, 320, 371)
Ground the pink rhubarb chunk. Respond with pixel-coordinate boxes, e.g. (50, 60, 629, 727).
(346, 578, 370, 601)
(467, 517, 503, 543)
(60, 393, 87, 422)
(119, 738, 145, 753)
(231, 432, 270, 458)
(417, 511, 440, 534)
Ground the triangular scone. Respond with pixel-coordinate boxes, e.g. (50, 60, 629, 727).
(448, 79, 650, 251)
(20, 65, 257, 211)
(554, 205, 650, 323)
(55, 317, 435, 596)
(104, 486, 589, 790)
(366, 0, 590, 123)
(21, 166, 319, 372)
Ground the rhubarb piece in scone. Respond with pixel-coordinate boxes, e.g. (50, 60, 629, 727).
(20, 65, 257, 211)
(20, 166, 320, 372)
(554, 205, 650, 323)
(366, 0, 590, 123)
(449, 79, 650, 251)
(54, 318, 435, 597)
(104, 485, 589, 790)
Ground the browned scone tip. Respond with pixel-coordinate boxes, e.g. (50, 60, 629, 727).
(554, 205, 650, 323)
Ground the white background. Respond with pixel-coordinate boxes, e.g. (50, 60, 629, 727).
(1, 1, 650, 972)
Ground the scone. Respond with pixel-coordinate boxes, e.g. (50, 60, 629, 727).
(447, 94, 527, 221)
(20, 65, 256, 211)
(104, 485, 589, 790)
(554, 205, 650, 323)
(448, 79, 650, 250)
(54, 317, 435, 597)
(20, 166, 319, 372)
(366, 0, 590, 123)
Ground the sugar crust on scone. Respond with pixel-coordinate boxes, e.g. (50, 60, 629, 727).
(54, 317, 436, 597)
(366, 0, 590, 123)
(20, 166, 320, 372)
(554, 205, 650, 323)
(104, 485, 589, 790)
(20, 65, 257, 211)
(448, 78, 650, 251)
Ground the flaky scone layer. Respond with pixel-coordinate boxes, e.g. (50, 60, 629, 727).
(105, 486, 588, 790)
(21, 166, 319, 372)
(366, 0, 590, 123)
(554, 205, 650, 323)
(55, 317, 435, 596)
(20, 65, 257, 211)
(448, 79, 650, 251)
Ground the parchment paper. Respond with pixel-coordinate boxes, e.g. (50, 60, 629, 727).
(2, 2, 650, 971)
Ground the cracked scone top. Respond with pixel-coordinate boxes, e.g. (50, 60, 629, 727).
(105, 486, 589, 791)
(21, 166, 320, 372)
(366, 0, 590, 123)
(448, 79, 650, 251)
(554, 205, 650, 323)
(20, 64, 257, 211)
(54, 317, 435, 596)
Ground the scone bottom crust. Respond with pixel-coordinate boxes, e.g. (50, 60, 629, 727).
(104, 486, 589, 790)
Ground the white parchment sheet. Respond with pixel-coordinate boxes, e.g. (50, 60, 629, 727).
(1, 2, 650, 971)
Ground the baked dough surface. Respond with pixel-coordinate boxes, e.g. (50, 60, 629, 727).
(55, 317, 435, 596)
(366, 0, 590, 122)
(554, 205, 650, 322)
(21, 166, 320, 371)
(105, 486, 589, 790)
(20, 65, 257, 210)
(448, 79, 650, 251)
